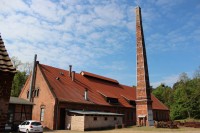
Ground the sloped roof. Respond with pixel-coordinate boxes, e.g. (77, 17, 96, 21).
(39, 64, 169, 110)
(9, 97, 34, 105)
(68, 110, 124, 116)
(0, 34, 16, 73)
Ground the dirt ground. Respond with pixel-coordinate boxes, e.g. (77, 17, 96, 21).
(44, 126, 200, 133)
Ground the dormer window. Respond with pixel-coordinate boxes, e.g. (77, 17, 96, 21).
(121, 95, 136, 106)
(98, 91, 119, 105)
(107, 97, 119, 105)
(129, 100, 136, 106)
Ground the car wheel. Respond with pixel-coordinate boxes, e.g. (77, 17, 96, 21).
(26, 129, 29, 133)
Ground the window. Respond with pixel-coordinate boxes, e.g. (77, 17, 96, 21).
(129, 100, 136, 106)
(21, 121, 26, 125)
(93, 117, 97, 121)
(26, 122, 30, 125)
(32, 90, 35, 97)
(27, 91, 29, 99)
(36, 89, 40, 97)
(31, 122, 42, 126)
(27, 88, 40, 98)
(114, 117, 117, 121)
(107, 97, 119, 105)
(104, 117, 107, 121)
(40, 108, 45, 122)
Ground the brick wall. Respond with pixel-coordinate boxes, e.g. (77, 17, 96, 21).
(60, 102, 136, 129)
(65, 115, 123, 131)
(84, 116, 122, 130)
(0, 72, 15, 131)
(153, 110, 169, 121)
(19, 65, 56, 130)
(71, 116, 85, 131)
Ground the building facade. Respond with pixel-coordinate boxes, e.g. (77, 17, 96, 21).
(19, 62, 169, 130)
(65, 110, 123, 131)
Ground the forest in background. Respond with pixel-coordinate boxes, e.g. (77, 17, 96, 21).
(152, 66, 200, 120)
(10, 57, 31, 97)
(11, 57, 200, 120)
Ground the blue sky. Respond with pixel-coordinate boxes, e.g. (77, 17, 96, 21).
(0, 0, 200, 87)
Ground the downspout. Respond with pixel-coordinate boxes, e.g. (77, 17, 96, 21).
(56, 98, 59, 130)
(29, 54, 37, 102)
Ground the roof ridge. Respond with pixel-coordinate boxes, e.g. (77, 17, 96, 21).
(80, 71, 119, 84)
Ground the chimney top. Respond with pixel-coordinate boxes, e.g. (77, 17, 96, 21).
(135, 6, 140, 9)
(69, 65, 72, 77)
(72, 71, 75, 81)
(84, 88, 88, 101)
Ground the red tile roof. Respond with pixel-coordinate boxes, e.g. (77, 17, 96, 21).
(0, 34, 16, 73)
(39, 64, 169, 110)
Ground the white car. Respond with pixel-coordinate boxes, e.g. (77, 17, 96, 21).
(18, 120, 43, 133)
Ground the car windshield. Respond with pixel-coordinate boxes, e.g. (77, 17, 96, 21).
(21, 121, 26, 125)
(31, 122, 42, 126)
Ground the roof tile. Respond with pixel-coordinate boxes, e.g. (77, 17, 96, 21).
(0, 34, 16, 73)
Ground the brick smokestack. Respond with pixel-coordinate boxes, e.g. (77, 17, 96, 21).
(135, 6, 154, 126)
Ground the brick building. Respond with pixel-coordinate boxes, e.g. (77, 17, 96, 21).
(19, 6, 169, 130)
(65, 110, 123, 131)
(0, 34, 16, 131)
(19, 63, 169, 130)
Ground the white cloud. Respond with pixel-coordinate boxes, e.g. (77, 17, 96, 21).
(94, 3, 124, 21)
(1, 0, 198, 88)
(151, 74, 179, 88)
(0, 0, 30, 15)
(30, 0, 62, 22)
(100, 61, 127, 71)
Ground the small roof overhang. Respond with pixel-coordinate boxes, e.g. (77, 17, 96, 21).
(9, 97, 34, 105)
(138, 115, 146, 118)
(67, 110, 124, 116)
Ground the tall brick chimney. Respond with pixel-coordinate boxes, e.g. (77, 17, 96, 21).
(135, 6, 154, 126)
(0, 34, 16, 131)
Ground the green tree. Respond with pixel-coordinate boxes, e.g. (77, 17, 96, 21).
(11, 71, 27, 97)
(178, 72, 190, 83)
(152, 83, 173, 108)
(11, 56, 22, 69)
(10, 56, 30, 97)
(153, 68, 200, 120)
(193, 66, 200, 79)
(170, 72, 200, 120)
